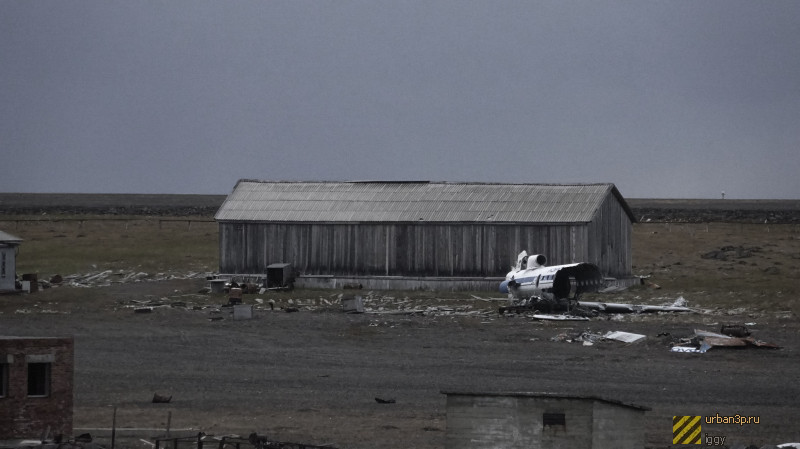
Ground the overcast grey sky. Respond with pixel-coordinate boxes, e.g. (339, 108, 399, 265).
(2, 1, 799, 199)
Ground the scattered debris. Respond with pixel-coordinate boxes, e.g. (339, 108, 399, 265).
(550, 330, 646, 345)
(168, 432, 339, 449)
(578, 297, 693, 314)
(152, 393, 172, 403)
(239, 283, 261, 294)
(671, 346, 705, 353)
(208, 279, 227, 293)
(5, 436, 104, 449)
(228, 287, 243, 305)
(671, 328, 780, 353)
(671, 296, 688, 307)
(45, 270, 210, 289)
(720, 324, 751, 338)
(375, 397, 396, 404)
(501, 293, 694, 318)
(532, 314, 589, 321)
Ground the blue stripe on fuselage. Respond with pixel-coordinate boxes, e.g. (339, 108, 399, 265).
(499, 276, 549, 293)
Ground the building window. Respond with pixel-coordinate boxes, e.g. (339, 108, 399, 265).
(0, 363, 7, 397)
(543, 412, 566, 427)
(27, 363, 51, 397)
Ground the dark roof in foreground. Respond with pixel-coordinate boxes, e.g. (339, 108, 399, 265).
(441, 390, 650, 411)
(215, 180, 635, 223)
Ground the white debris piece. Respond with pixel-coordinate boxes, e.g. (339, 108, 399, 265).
(671, 346, 703, 353)
(603, 331, 646, 343)
(671, 296, 688, 307)
(532, 314, 590, 321)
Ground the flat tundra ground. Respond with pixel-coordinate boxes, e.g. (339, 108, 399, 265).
(1, 211, 799, 448)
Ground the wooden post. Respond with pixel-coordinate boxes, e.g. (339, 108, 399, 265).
(111, 406, 117, 449)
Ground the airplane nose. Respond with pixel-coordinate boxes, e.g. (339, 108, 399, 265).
(499, 279, 510, 293)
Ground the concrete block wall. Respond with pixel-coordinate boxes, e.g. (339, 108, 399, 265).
(0, 337, 74, 440)
(445, 395, 595, 449)
(444, 393, 646, 449)
(591, 401, 646, 449)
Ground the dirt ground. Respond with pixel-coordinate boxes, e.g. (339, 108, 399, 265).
(2, 283, 799, 448)
(1, 213, 800, 448)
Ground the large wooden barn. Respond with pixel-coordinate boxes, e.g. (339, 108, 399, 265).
(215, 180, 635, 290)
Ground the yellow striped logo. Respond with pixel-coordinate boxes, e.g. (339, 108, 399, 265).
(673, 416, 702, 444)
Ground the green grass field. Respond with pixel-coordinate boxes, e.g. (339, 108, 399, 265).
(625, 222, 800, 312)
(3, 216, 799, 312)
(3, 216, 218, 276)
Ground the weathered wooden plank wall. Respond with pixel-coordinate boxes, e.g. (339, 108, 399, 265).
(587, 194, 633, 276)
(217, 220, 635, 278)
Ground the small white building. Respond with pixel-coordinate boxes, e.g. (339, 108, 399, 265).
(0, 231, 23, 292)
(443, 391, 649, 449)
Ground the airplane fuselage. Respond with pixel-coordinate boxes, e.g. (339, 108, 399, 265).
(499, 251, 603, 300)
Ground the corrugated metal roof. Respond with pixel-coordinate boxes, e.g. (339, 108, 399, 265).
(215, 180, 633, 223)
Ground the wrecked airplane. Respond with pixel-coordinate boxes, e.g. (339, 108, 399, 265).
(499, 251, 604, 313)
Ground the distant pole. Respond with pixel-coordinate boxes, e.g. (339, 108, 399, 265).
(721, 191, 725, 199)
(111, 406, 117, 449)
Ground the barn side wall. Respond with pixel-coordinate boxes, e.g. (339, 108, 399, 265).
(586, 194, 633, 278)
(218, 222, 592, 278)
